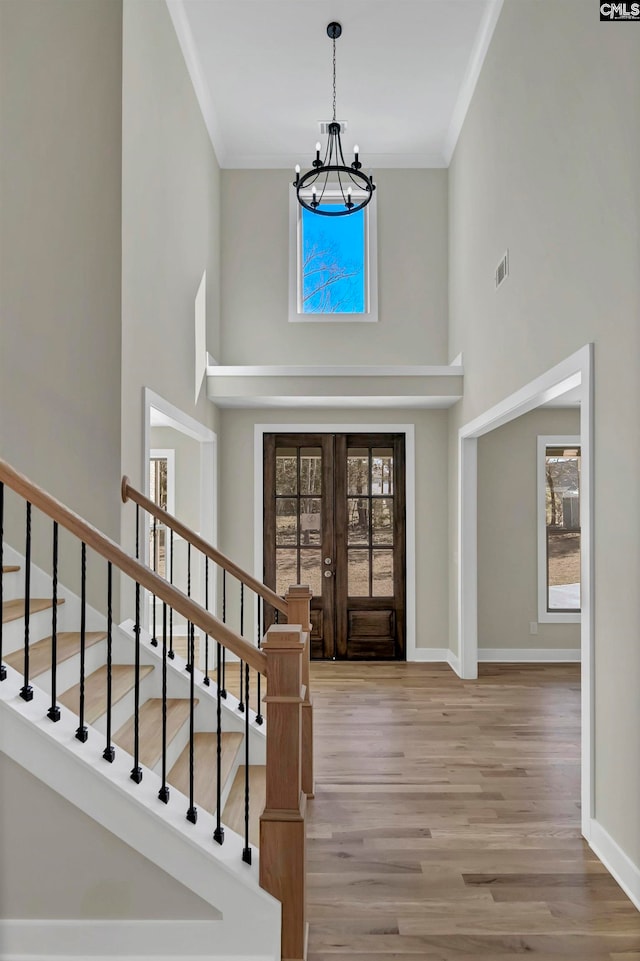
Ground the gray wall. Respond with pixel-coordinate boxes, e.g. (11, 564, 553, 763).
(221, 169, 448, 365)
(121, 0, 221, 564)
(0, 0, 123, 597)
(448, 0, 640, 867)
(219, 408, 449, 650)
(0, 753, 218, 920)
(477, 407, 581, 651)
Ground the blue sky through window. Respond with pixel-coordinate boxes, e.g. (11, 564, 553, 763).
(301, 205, 365, 313)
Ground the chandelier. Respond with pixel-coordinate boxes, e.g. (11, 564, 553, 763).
(293, 22, 375, 217)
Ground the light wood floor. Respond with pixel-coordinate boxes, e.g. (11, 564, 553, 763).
(306, 662, 640, 960)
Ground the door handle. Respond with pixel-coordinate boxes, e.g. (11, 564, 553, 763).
(323, 569, 334, 578)
(324, 557, 332, 565)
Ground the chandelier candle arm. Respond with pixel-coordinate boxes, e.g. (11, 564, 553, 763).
(294, 22, 375, 217)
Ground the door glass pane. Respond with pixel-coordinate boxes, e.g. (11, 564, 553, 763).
(348, 498, 369, 545)
(276, 498, 298, 545)
(372, 449, 393, 494)
(300, 448, 322, 494)
(276, 449, 297, 495)
(300, 550, 322, 597)
(372, 550, 393, 596)
(372, 498, 393, 545)
(276, 549, 298, 594)
(348, 550, 370, 596)
(300, 498, 321, 545)
(348, 450, 369, 495)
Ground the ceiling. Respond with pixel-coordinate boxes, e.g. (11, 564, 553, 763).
(167, 0, 503, 169)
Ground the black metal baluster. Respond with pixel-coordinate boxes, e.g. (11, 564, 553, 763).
(130, 581, 142, 782)
(255, 596, 263, 725)
(168, 528, 175, 659)
(185, 542, 192, 673)
(150, 517, 158, 647)
(75, 543, 88, 740)
(134, 505, 140, 632)
(238, 582, 245, 712)
(0, 483, 5, 681)
(213, 637, 224, 845)
(47, 522, 60, 722)
(186, 621, 197, 823)
(203, 558, 210, 686)
(20, 501, 33, 702)
(103, 562, 115, 761)
(220, 570, 227, 698)
(242, 661, 251, 865)
(158, 601, 170, 803)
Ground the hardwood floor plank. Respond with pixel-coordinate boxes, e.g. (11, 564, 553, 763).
(306, 662, 640, 960)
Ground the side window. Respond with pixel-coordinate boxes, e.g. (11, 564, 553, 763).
(537, 436, 581, 622)
(289, 191, 378, 322)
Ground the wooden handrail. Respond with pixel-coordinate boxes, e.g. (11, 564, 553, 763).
(121, 477, 289, 617)
(0, 459, 266, 673)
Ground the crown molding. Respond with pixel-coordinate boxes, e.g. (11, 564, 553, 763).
(443, 0, 504, 165)
(165, 0, 228, 166)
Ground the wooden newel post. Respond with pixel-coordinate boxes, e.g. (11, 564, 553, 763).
(285, 585, 314, 799)
(260, 625, 307, 961)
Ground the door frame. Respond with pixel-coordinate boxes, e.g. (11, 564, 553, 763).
(254, 423, 417, 658)
(143, 388, 217, 668)
(457, 343, 594, 837)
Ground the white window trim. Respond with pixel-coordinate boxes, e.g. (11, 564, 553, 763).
(288, 187, 378, 323)
(537, 434, 581, 624)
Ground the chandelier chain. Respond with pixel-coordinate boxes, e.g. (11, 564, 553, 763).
(332, 37, 337, 122)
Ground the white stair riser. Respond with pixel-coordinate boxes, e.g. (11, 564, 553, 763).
(152, 713, 193, 778)
(1, 568, 23, 602)
(1, 608, 64, 655)
(30, 639, 108, 697)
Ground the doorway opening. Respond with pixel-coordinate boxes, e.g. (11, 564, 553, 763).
(457, 343, 593, 837)
(142, 388, 217, 669)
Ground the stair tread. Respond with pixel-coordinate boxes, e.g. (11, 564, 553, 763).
(113, 698, 196, 769)
(222, 765, 266, 847)
(3, 631, 106, 678)
(2, 597, 65, 624)
(58, 664, 154, 725)
(2, 565, 20, 573)
(168, 731, 244, 814)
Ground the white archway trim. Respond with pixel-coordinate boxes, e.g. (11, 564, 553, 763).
(457, 343, 594, 837)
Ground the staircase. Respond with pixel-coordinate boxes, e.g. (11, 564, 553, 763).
(0, 461, 313, 961)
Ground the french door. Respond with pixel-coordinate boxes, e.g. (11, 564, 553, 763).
(263, 433, 406, 660)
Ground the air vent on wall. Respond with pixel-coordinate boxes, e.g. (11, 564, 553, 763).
(496, 250, 509, 289)
(319, 120, 347, 134)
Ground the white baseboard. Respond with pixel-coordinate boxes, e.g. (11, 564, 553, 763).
(478, 647, 580, 662)
(409, 647, 450, 662)
(407, 648, 462, 677)
(0, 920, 277, 960)
(589, 819, 640, 912)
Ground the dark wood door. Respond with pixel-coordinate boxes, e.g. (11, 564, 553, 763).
(264, 433, 405, 660)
